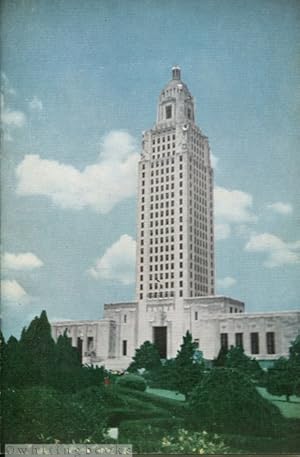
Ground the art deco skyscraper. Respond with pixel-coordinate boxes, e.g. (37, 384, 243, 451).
(136, 67, 215, 302)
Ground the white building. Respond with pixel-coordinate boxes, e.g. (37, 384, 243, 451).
(52, 67, 300, 370)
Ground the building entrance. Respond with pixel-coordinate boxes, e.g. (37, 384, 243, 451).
(153, 326, 167, 359)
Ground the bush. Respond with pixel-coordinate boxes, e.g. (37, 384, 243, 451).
(2, 386, 107, 445)
(116, 374, 146, 391)
(160, 429, 230, 454)
(117, 387, 188, 415)
(119, 419, 185, 453)
(189, 368, 283, 436)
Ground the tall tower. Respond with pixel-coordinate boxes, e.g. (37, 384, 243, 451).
(136, 67, 215, 304)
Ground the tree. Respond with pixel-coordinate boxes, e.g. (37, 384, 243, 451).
(189, 368, 282, 436)
(266, 357, 294, 401)
(289, 335, 300, 396)
(213, 346, 228, 367)
(225, 345, 263, 381)
(2, 336, 27, 388)
(52, 331, 82, 392)
(173, 331, 204, 397)
(128, 341, 162, 372)
(20, 310, 56, 387)
(266, 335, 300, 401)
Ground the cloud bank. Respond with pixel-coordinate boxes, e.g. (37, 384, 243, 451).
(88, 234, 136, 285)
(267, 202, 293, 215)
(1, 279, 28, 304)
(245, 233, 300, 268)
(214, 186, 256, 240)
(2, 252, 44, 271)
(16, 130, 139, 213)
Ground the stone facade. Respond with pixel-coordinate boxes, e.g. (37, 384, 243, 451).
(51, 297, 300, 370)
(51, 67, 300, 370)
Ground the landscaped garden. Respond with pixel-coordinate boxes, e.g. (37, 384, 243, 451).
(1, 310, 300, 453)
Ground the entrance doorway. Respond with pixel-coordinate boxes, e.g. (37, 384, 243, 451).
(153, 326, 167, 359)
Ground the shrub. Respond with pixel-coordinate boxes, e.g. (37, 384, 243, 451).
(189, 368, 283, 436)
(117, 387, 188, 415)
(116, 374, 146, 391)
(160, 429, 230, 454)
(2, 386, 107, 445)
(119, 419, 184, 453)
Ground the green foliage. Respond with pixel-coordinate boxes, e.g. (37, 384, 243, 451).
(213, 346, 228, 367)
(2, 311, 107, 393)
(51, 331, 82, 392)
(20, 311, 57, 387)
(2, 386, 107, 444)
(116, 373, 147, 391)
(225, 345, 263, 381)
(117, 386, 188, 415)
(266, 357, 296, 401)
(189, 368, 283, 436)
(161, 429, 230, 454)
(143, 359, 177, 390)
(128, 340, 161, 372)
(119, 419, 185, 453)
(173, 331, 205, 396)
(266, 335, 300, 400)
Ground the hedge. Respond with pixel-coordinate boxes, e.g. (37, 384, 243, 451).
(115, 374, 146, 391)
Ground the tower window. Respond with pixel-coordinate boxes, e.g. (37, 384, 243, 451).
(187, 108, 191, 119)
(166, 105, 172, 119)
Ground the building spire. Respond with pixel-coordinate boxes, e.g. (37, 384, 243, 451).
(172, 65, 181, 80)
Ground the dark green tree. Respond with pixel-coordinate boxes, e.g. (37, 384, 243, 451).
(213, 346, 228, 367)
(289, 335, 300, 396)
(2, 336, 26, 388)
(128, 341, 162, 372)
(266, 357, 294, 401)
(225, 345, 263, 381)
(174, 331, 204, 397)
(20, 310, 56, 387)
(266, 335, 300, 401)
(52, 331, 82, 392)
(189, 368, 282, 436)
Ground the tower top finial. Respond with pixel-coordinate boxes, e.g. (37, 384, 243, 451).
(172, 65, 181, 80)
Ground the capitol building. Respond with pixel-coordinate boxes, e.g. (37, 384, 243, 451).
(51, 67, 300, 370)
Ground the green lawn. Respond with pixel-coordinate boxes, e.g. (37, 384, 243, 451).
(146, 387, 186, 401)
(256, 387, 300, 419)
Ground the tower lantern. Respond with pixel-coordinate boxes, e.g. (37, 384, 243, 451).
(172, 65, 181, 80)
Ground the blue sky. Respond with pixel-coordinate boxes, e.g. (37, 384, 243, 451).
(1, 0, 300, 338)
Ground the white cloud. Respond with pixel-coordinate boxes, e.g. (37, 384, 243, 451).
(210, 153, 219, 169)
(217, 276, 237, 289)
(1, 279, 28, 304)
(215, 223, 231, 240)
(214, 186, 256, 241)
(2, 252, 44, 271)
(28, 96, 43, 111)
(245, 233, 300, 268)
(214, 186, 256, 224)
(16, 130, 139, 213)
(1, 75, 26, 141)
(88, 234, 136, 285)
(1, 72, 16, 96)
(1, 108, 26, 127)
(267, 202, 293, 215)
